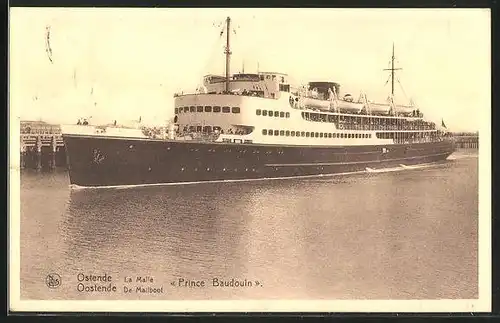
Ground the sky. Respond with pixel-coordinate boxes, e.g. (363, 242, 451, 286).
(10, 8, 490, 131)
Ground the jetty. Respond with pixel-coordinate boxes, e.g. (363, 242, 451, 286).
(452, 132, 479, 149)
(20, 121, 66, 170)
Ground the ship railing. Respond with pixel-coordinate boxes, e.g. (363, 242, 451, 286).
(174, 132, 221, 142)
(337, 122, 435, 131)
(393, 137, 444, 144)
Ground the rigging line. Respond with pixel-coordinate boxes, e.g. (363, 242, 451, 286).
(396, 76, 409, 101)
(195, 21, 226, 86)
(384, 73, 391, 86)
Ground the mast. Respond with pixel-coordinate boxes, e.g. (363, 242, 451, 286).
(224, 16, 231, 93)
(383, 42, 402, 97)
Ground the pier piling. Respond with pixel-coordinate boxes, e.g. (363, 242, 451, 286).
(51, 136, 57, 170)
(35, 136, 42, 171)
(20, 143, 26, 169)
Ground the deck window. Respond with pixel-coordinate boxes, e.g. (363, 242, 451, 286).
(268, 129, 273, 136)
(222, 106, 231, 113)
(306, 132, 310, 137)
(203, 126, 211, 133)
(213, 106, 221, 112)
(256, 109, 262, 116)
(291, 131, 295, 137)
(174, 108, 179, 114)
(183, 107, 189, 112)
(262, 129, 267, 135)
(286, 112, 290, 118)
(274, 130, 279, 136)
(232, 107, 240, 113)
(197, 106, 204, 112)
(285, 130, 290, 136)
(274, 111, 279, 117)
(262, 110, 267, 116)
(315, 132, 319, 138)
(301, 131, 305, 137)
(279, 130, 285, 136)
(196, 126, 202, 132)
(190, 106, 196, 112)
(328, 133, 332, 138)
(268, 111, 273, 117)
(204, 106, 212, 112)
(280, 112, 285, 118)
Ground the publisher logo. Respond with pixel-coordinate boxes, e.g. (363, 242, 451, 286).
(46, 273, 61, 289)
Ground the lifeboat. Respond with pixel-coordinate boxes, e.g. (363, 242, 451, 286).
(302, 97, 334, 111)
(337, 100, 365, 114)
(368, 103, 415, 116)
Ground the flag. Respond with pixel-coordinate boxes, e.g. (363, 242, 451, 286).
(441, 119, 447, 129)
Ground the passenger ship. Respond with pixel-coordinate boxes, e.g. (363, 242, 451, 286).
(61, 17, 455, 188)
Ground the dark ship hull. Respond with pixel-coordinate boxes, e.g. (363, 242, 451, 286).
(63, 134, 456, 188)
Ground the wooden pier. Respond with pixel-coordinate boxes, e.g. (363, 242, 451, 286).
(20, 121, 66, 171)
(452, 132, 479, 149)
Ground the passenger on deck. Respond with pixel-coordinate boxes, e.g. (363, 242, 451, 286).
(82, 119, 89, 125)
(77, 119, 82, 125)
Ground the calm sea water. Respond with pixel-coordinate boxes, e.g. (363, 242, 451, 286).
(19, 150, 478, 300)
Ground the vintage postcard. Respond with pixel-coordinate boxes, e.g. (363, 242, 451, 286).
(8, 7, 491, 313)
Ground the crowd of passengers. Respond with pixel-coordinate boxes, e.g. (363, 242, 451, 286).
(384, 132, 444, 144)
(302, 113, 435, 131)
(177, 125, 251, 137)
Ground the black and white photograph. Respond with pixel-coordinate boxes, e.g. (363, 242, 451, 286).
(8, 7, 491, 312)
